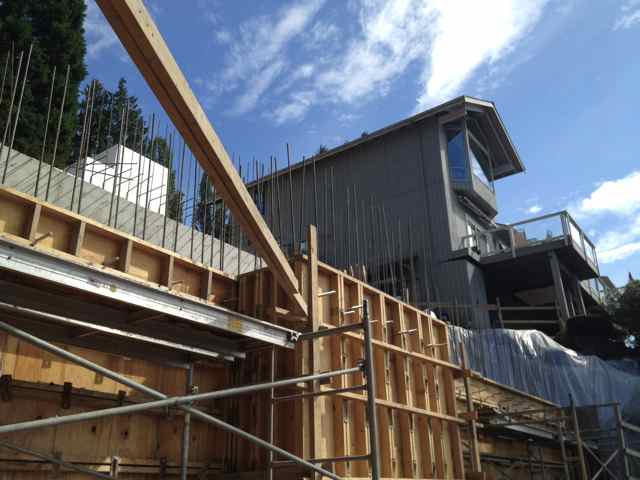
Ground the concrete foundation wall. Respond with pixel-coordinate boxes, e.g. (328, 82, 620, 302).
(0, 147, 259, 277)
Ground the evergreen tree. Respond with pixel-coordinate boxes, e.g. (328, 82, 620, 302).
(0, 0, 86, 165)
(76, 78, 147, 159)
(194, 172, 215, 234)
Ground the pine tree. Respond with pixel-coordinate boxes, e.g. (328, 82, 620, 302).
(0, 0, 86, 165)
(194, 172, 215, 234)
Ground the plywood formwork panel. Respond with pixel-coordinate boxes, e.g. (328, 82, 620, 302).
(0, 333, 229, 478)
(237, 257, 468, 479)
(0, 186, 236, 307)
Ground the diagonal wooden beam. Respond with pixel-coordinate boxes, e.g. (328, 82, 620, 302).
(95, 0, 307, 315)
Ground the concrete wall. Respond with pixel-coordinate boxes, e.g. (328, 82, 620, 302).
(0, 146, 259, 277)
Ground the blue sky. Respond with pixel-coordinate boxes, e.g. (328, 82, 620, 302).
(84, 0, 640, 286)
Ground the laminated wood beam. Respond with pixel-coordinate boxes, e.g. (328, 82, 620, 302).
(95, 0, 307, 316)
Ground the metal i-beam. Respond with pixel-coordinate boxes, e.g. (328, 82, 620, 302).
(0, 237, 296, 348)
(0, 301, 236, 361)
(94, 0, 307, 316)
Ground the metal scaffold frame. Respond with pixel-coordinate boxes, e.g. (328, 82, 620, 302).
(0, 300, 382, 479)
(479, 400, 640, 480)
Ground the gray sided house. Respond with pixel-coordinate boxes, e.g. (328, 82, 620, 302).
(250, 96, 606, 331)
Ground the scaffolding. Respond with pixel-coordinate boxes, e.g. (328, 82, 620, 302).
(0, 299, 382, 479)
(477, 401, 640, 480)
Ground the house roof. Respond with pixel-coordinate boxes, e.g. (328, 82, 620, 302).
(250, 95, 525, 184)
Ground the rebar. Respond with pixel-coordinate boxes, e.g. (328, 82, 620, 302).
(142, 114, 156, 239)
(45, 64, 70, 201)
(34, 65, 56, 197)
(77, 80, 98, 214)
(1, 48, 26, 184)
(286, 144, 295, 254)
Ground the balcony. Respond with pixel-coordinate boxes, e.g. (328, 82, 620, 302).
(460, 211, 600, 280)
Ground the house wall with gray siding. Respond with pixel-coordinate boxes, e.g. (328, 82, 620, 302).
(255, 116, 492, 327)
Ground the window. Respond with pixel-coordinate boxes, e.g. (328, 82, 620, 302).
(446, 124, 468, 182)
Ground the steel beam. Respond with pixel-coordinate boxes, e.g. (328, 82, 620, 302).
(0, 237, 296, 348)
(0, 301, 236, 361)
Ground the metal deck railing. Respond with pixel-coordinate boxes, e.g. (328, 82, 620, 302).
(461, 211, 599, 273)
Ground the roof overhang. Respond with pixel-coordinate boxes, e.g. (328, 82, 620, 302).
(460, 96, 525, 179)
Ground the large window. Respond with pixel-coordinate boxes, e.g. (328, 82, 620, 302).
(446, 123, 468, 182)
(445, 117, 494, 190)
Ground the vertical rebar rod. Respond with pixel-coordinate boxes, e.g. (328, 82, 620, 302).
(180, 364, 193, 480)
(142, 114, 156, 240)
(209, 177, 216, 266)
(362, 300, 381, 480)
(2, 47, 30, 184)
(113, 100, 131, 227)
(71, 79, 93, 210)
(346, 187, 351, 269)
(133, 116, 146, 237)
(34, 66, 56, 197)
(201, 170, 208, 264)
(45, 65, 70, 201)
(0, 50, 22, 156)
(354, 185, 360, 268)
(286, 144, 295, 254)
(106, 103, 125, 222)
(408, 220, 418, 306)
(275, 157, 283, 246)
(312, 153, 318, 228)
(173, 138, 186, 250)
(330, 167, 336, 266)
(162, 129, 173, 248)
(298, 155, 306, 248)
(236, 162, 243, 276)
(219, 198, 226, 271)
(397, 220, 406, 301)
(77, 80, 97, 215)
(190, 153, 197, 260)
(0, 51, 10, 109)
(323, 168, 329, 262)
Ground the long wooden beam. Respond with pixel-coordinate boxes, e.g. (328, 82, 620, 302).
(95, 0, 307, 316)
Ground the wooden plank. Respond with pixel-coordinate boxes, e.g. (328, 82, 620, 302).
(95, 0, 307, 316)
(26, 204, 42, 243)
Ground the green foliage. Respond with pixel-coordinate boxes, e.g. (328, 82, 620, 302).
(614, 279, 640, 332)
(76, 78, 147, 160)
(0, 0, 87, 165)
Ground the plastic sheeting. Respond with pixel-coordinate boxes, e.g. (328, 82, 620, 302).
(448, 326, 640, 423)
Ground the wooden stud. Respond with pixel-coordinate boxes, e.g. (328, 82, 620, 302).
(95, 0, 307, 316)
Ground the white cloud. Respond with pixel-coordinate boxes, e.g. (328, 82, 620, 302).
(84, 0, 119, 58)
(527, 205, 542, 214)
(568, 170, 640, 265)
(269, 90, 316, 124)
(599, 243, 640, 264)
(210, 0, 325, 114)
(614, 0, 640, 30)
(270, 0, 550, 123)
(231, 61, 286, 115)
(571, 171, 640, 218)
(204, 0, 552, 123)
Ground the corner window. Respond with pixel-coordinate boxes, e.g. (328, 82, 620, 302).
(446, 123, 468, 182)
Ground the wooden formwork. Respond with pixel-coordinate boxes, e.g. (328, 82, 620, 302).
(0, 186, 576, 479)
(0, 336, 229, 478)
(234, 251, 468, 479)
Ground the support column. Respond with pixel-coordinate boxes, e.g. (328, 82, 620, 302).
(549, 251, 570, 329)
